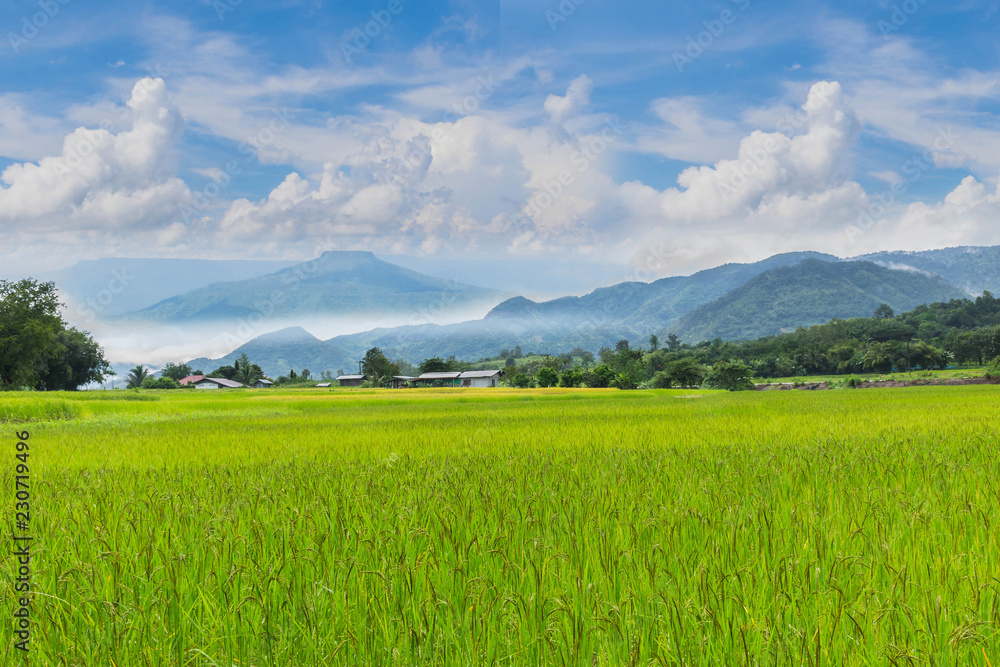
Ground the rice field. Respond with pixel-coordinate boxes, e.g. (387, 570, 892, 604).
(1, 386, 998, 665)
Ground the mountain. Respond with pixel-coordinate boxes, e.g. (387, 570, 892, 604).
(40, 257, 298, 318)
(483, 251, 838, 334)
(671, 259, 967, 342)
(186, 327, 356, 378)
(125, 251, 506, 323)
(852, 245, 1000, 296)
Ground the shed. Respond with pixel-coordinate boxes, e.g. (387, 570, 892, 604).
(337, 374, 367, 387)
(315, 382, 332, 388)
(413, 372, 462, 387)
(390, 375, 417, 389)
(194, 378, 245, 390)
(459, 370, 504, 388)
(252, 379, 273, 388)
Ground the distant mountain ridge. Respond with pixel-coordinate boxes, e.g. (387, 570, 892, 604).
(671, 259, 966, 342)
(125, 251, 507, 324)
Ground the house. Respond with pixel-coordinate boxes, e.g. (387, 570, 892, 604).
(194, 378, 245, 390)
(413, 371, 462, 387)
(252, 379, 274, 388)
(337, 374, 367, 387)
(315, 382, 332, 388)
(179, 374, 205, 387)
(459, 370, 504, 388)
(390, 375, 417, 389)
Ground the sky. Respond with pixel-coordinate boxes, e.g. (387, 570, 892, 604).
(1, 0, 1000, 285)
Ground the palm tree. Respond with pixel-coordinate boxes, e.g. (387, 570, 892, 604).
(233, 353, 262, 386)
(125, 365, 149, 389)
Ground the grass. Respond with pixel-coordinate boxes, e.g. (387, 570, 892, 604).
(761, 365, 990, 385)
(1, 386, 998, 665)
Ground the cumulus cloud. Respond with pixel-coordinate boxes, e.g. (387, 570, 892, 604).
(544, 75, 593, 124)
(0, 78, 191, 234)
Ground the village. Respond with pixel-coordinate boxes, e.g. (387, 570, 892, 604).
(178, 369, 504, 390)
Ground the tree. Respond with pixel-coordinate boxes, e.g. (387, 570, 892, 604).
(141, 376, 180, 390)
(705, 360, 756, 391)
(505, 357, 516, 368)
(36, 327, 113, 391)
(536, 367, 558, 388)
(665, 358, 707, 388)
(301, 369, 312, 380)
(666, 333, 681, 350)
(582, 364, 616, 388)
(159, 362, 193, 382)
(289, 369, 298, 379)
(512, 345, 523, 359)
(362, 347, 398, 386)
(126, 365, 150, 389)
(559, 368, 583, 388)
(874, 303, 895, 319)
(209, 365, 238, 381)
(649, 334, 659, 351)
(615, 339, 630, 352)
(233, 354, 264, 386)
(419, 357, 451, 373)
(509, 372, 532, 388)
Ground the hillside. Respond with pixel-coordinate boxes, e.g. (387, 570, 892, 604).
(672, 259, 966, 342)
(41, 257, 297, 318)
(185, 326, 356, 379)
(126, 251, 506, 324)
(853, 245, 1000, 296)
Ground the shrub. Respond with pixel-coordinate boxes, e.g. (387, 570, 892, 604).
(140, 376, 180, 390)
(510, 373, 533, 389)
(536, 367, 559, 388)
(986, 356, 1000, 379)
(705, 361, 756, 392)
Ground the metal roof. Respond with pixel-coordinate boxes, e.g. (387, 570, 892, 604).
(255, 379, 273, 385)
(392, 376, 417, 380)
(416, 372, 462, 380)
(337, 375, 366, 380)
(196, 377, 245, 388)
(459, 370, 504, 378)
(315, 383, 331, 387)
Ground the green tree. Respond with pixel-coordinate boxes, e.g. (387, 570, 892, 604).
(874, 303, 895, 319)
(362, 347, 398, 386)
(209, 365, 238, 381)
(233, 354, 264, 386)
(559, 368, 583, 388)
(666, 358, 707, 388)
(0, 279, 109, 390)
(419, 357, 451, 373)
(126, 365, 150, 389)
(705, 360, 756, 391)
(301, 369, 312, 380)
(666, 333, 681, 350)
(509, 372, 532, 388)
(648, 334, 659, 351)
(141, 376, 180, 390)
(160, 362, 193, 382)
(536, 367, 558, 388)
(512, 345, 523, 359)
(582, 364, 616, 388)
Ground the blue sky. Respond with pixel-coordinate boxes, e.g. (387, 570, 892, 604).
(1, 0, 999, 282)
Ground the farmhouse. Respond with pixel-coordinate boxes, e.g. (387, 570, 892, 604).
(252, 379, 274, 388)
(459, 370, 504, 387)
(194, 378, 245, 390)
(337, 374, 367, 387)
(178, 374, 204, 386)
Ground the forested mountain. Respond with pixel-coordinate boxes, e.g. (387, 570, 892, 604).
(854, 246, 1000, 296)
(125, 251, 505, 324)
(671, 259, 966, 342)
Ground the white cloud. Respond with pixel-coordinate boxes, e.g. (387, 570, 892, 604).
(0, 78, 191, 235)
(544, 75, 593, 124)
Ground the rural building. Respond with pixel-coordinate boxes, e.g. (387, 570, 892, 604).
(413, 372, 462, 387)
(179, 374, 204, 386)
(252, 379, 273, 388)
(315, 382, 332, 388)
(194, 378, 245, 390)
(459, 370, 504, 387)
(390, 375, 417, 389)
(337, 374, 367, 387)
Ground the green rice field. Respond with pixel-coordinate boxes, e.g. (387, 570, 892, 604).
(2, 386, 998, 665)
